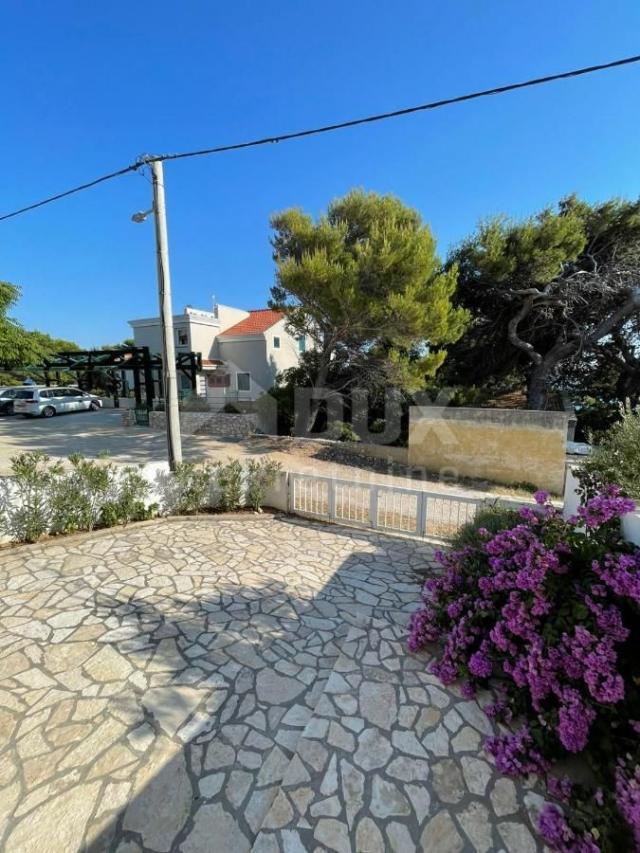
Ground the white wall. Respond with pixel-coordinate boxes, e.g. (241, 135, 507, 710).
(129, 306, 304, 402)
(129, 309, 220, 360)
(184, 317, 219, 361)
(563, 464, 581, 520)
(215, 338, 273, 398)
(266, 318, 303, 376)
(217, 304, 249, 333)
(130, 321, 164, 355)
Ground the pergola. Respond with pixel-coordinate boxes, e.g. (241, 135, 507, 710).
(38, 347, 202, 408)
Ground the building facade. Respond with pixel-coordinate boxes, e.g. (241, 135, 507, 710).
(128, 303, 305, 403)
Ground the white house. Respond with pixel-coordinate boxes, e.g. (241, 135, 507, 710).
(128, 303, 305, 403)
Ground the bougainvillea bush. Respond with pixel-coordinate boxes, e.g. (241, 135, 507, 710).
(408, 487, 640, 852)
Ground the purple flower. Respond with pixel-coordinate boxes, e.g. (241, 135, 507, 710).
(538, 804, 600, 853)
(547, 774, 573, 802)
(460, 680, 476, 699)
(406, 485, 639, 853)
(557, 688, 595, 753)
(407, 607, 439, 651)
(576, 487, 636, 529)
(468, 648, 492, 678)
(615, 760, 640, 850)
(485, 726, 549, 776)
(592, 552, 640, 604)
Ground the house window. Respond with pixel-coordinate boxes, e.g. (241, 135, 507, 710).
(207, 373, 230, 388)
(273, 336, 281, 349)
(298, 336, 306, 353)
(177, 329, 188, 346)
(237, 372, 251, 392)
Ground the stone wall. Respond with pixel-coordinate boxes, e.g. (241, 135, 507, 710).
(408, 407, 569, 494)
(147, 410, 258, 436)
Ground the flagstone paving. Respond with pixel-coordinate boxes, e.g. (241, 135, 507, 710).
(0, 516, 433, 852)
(0, 515, 549, 852)
(252, 617, 549, 853)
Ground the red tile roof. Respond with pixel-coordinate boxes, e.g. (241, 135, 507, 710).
(219, 309, 284, 338)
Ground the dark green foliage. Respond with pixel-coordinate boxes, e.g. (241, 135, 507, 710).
(0, 280, 79, 369)
(574, 397, 624, 442)
(450, 504, 522, 550)
(181, 396, 210, 412)
(0, 452, 62, 543)
(50, 454, 112, 534)
(245, 459, 281, 512)
(581, 409, 640, 498)
(325, 420, 361, 443)
(215, 459, 244, 511)
(101, 466, 154, 526)
(444, 196, 640, 409)
(222, 402, 242, 414)
(171, 462, 213, 514)
(270, 189, 469, 430)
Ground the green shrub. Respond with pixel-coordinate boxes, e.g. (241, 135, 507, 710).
(172, 462, 213, 514)
(222, 402, 242, 414)
(181, 395, 210, 412)
(450, 504, 522, 550)
(574, 396, 622, 442)
(326, 420, 360, 443)
(50, 454, 113, 534)
(101, 466, 155, 526)
(581, 409, 640, 498)
(0, 452, 62, 543)
(246, 459, 281, 512)
(216, 459, 244, 511)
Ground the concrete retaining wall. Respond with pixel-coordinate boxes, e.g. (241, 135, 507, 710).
(408, 407, 569, 494)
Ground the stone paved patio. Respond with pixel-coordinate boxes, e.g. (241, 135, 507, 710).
(0, 515, 548, 852)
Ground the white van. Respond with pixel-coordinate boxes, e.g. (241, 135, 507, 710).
(13, 387, 103, 418)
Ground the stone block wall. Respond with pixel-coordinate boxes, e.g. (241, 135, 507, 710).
(147, 411, 258, 436)
(408, 407, 569, 494)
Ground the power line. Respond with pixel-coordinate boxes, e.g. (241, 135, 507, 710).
(154, 54, 640, 163)
(2, 53, 639, 224)
(0, 164, 140, 223)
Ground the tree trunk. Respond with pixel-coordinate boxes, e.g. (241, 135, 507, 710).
(304, 355, 331, 434)
(526, 342, 577, 409)
(526, 365, 549, 410)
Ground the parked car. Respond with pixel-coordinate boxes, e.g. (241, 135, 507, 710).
(0, 387, 40, 415)
(13, 387, 103, 418)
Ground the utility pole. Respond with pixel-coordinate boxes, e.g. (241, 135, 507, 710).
(150, 159, 182, 469)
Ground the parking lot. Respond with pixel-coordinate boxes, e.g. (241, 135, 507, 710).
(0, 409, 203, 473)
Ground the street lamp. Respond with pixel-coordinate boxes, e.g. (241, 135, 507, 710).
(131, 208, 153, 223)
(132, 160, 182, 470)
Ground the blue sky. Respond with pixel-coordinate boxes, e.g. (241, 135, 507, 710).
(1, 0, 639, 348)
